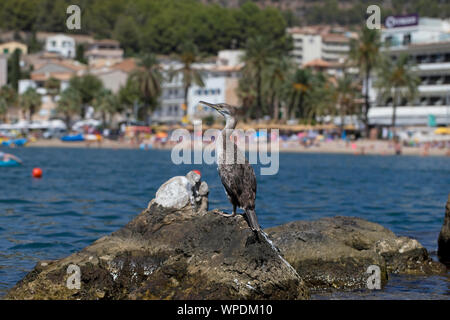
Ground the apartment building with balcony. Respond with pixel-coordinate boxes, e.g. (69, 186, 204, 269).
(85, 39, 124, 66)
(153, 66, 186, 124)
(287, 26, 355, 67)
(153, 50, 243, 124)
(321, 33, 351, 63)
(368, 16, 450, 126)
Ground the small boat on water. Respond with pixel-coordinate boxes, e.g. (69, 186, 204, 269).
(0, 159, 21, 167)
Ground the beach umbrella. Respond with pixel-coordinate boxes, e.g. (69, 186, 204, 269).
(434, 127, 450, 135)
(156, 132, 168, 139)
(49, 119, 67, 130)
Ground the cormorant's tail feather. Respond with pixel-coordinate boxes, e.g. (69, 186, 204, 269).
(244, 209, 260, 232)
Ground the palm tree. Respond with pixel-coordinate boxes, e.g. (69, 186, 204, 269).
(336, 73, 361, 132)
(349, 27, 381, 137)
(288, 68, 314, 120)
(305, 74, 337, 124)
(118, 77, 142, 122)
(130, 53, 162, 123)
(19, 87, 41, 121)
(0, 85, 17, 122)
(237, 77, 257, 121)
(170, 42, 204, 121)
(0, 97, 7, 122)
(375, 54, 420, 135)
(56, 88, 82, 129)
(241, 36, 274, 118)
(93, 89, 120, 128)
(264, 55, 292, 121)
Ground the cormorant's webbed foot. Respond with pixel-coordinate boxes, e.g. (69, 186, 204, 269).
(212, 209, 236, 218)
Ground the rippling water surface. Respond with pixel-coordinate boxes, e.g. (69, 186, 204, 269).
(0, 148, 449, 299)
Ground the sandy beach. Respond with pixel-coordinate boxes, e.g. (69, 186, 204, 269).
(25, 138, 450, 157)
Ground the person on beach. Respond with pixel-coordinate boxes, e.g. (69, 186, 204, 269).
(0, 151, 23, 163)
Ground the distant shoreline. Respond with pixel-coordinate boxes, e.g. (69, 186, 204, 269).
(21, 139, 450, 157)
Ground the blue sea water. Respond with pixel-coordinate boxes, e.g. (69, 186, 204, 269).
(0, 147, 449, 299)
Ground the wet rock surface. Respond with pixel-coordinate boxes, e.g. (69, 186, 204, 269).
(5, 172, 447, 299)
(6, 173, 308, 300)
(438, 194, 450, 266)
(265, 216, 447, 292)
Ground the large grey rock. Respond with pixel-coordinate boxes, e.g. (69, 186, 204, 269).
(5, 179, 308, 300)
(438, 194, 450, 266)
(265, 216, 447, 292)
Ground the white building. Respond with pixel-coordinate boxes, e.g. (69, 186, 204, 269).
(153, 50, 243, 124)
(45, 34, 76, 58)
(188, 51, 243, 120)
(85, 39, 123, 66)
(368, 16, 450, 126)
(0, 55, 7, 88)
(152, 68, 185, 124)
(287, 26, 355, 66)
(217, 50, 244, 67)
(188, 74, 227, 119)
(289, 28, 322, 66)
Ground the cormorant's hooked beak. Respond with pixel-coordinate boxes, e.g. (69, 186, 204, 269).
(199, 101, 223, 115)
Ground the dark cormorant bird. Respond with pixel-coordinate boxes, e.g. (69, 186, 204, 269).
(199, 101, 260, 231)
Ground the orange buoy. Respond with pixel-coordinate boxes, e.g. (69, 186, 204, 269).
(32, 168, 43, 178)
(193, 170, 201, 176)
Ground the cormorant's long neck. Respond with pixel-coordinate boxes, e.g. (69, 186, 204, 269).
(218, 116, 236, 163)
(223, 115, 236, 132)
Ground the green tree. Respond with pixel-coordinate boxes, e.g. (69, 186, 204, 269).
(75, 44, 87, 64)
(0, 85, 17, 122)
(237, 77, 257, 121)
(113, 15, 140, 56)
(44, 77, 61, 101)
(335, 73, 361, 132)
(119, 77, 142, 118)
(0, 85, 17, 105)
(375, 54, 420, 134)
(56, 87, 82, 129)
(0, 97, 7, 122)
(288, 68, 314, 120)
(0, 0, 38, 31)
(8, 49, 21, 91)
(19, 87, 41, 121)
(264, 55, 293, 121)
(92, 88, 121, 128)
(304, 73, 337, 124)
(1, 0, 449, 49)
(26, 31, 43, 54)
(349, 27, 381, 137)
(170, 42, 204, 121)
(130, 53, 163, 123)
(69, 74, 103, 118)
(240, 36, 275, 118)
(34, 0, 68, 32)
